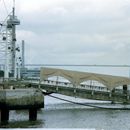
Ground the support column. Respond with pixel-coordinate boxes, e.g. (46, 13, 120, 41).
(0, 109, 9, 122)
(29, 108, 37, 121)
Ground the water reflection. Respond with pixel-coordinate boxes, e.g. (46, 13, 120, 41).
(0, 110, 43, 128)
(0, 103, 130, 129)
(0, 120, 43, 128)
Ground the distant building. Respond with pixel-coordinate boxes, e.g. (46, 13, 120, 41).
(21, 68, 40, 79)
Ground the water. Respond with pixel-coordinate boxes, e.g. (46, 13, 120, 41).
(1, 94, 130, 130)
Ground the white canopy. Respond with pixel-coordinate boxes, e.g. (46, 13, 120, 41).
(40, 67, 130, 90)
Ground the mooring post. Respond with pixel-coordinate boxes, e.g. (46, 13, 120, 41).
(29, 108, 37, 121)
(123, 84, 128, 104)
(123, 84, 127, 95)
(0, 109, 9, 123)
(110, 90, 115, 104)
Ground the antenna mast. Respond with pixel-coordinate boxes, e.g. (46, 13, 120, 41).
(13, 0, 15, 8)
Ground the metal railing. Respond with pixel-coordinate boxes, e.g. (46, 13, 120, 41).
(0, 77, 129, 96)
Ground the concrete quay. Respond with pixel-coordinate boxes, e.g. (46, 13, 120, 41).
(0, 89, 44, 123)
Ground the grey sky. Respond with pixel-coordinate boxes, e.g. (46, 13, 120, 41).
(0, 0, 130, 76)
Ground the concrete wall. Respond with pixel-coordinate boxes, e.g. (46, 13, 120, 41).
(0, 89, 44, 110)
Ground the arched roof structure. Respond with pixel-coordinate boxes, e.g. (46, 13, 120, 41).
(40, 67, 130, 90)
